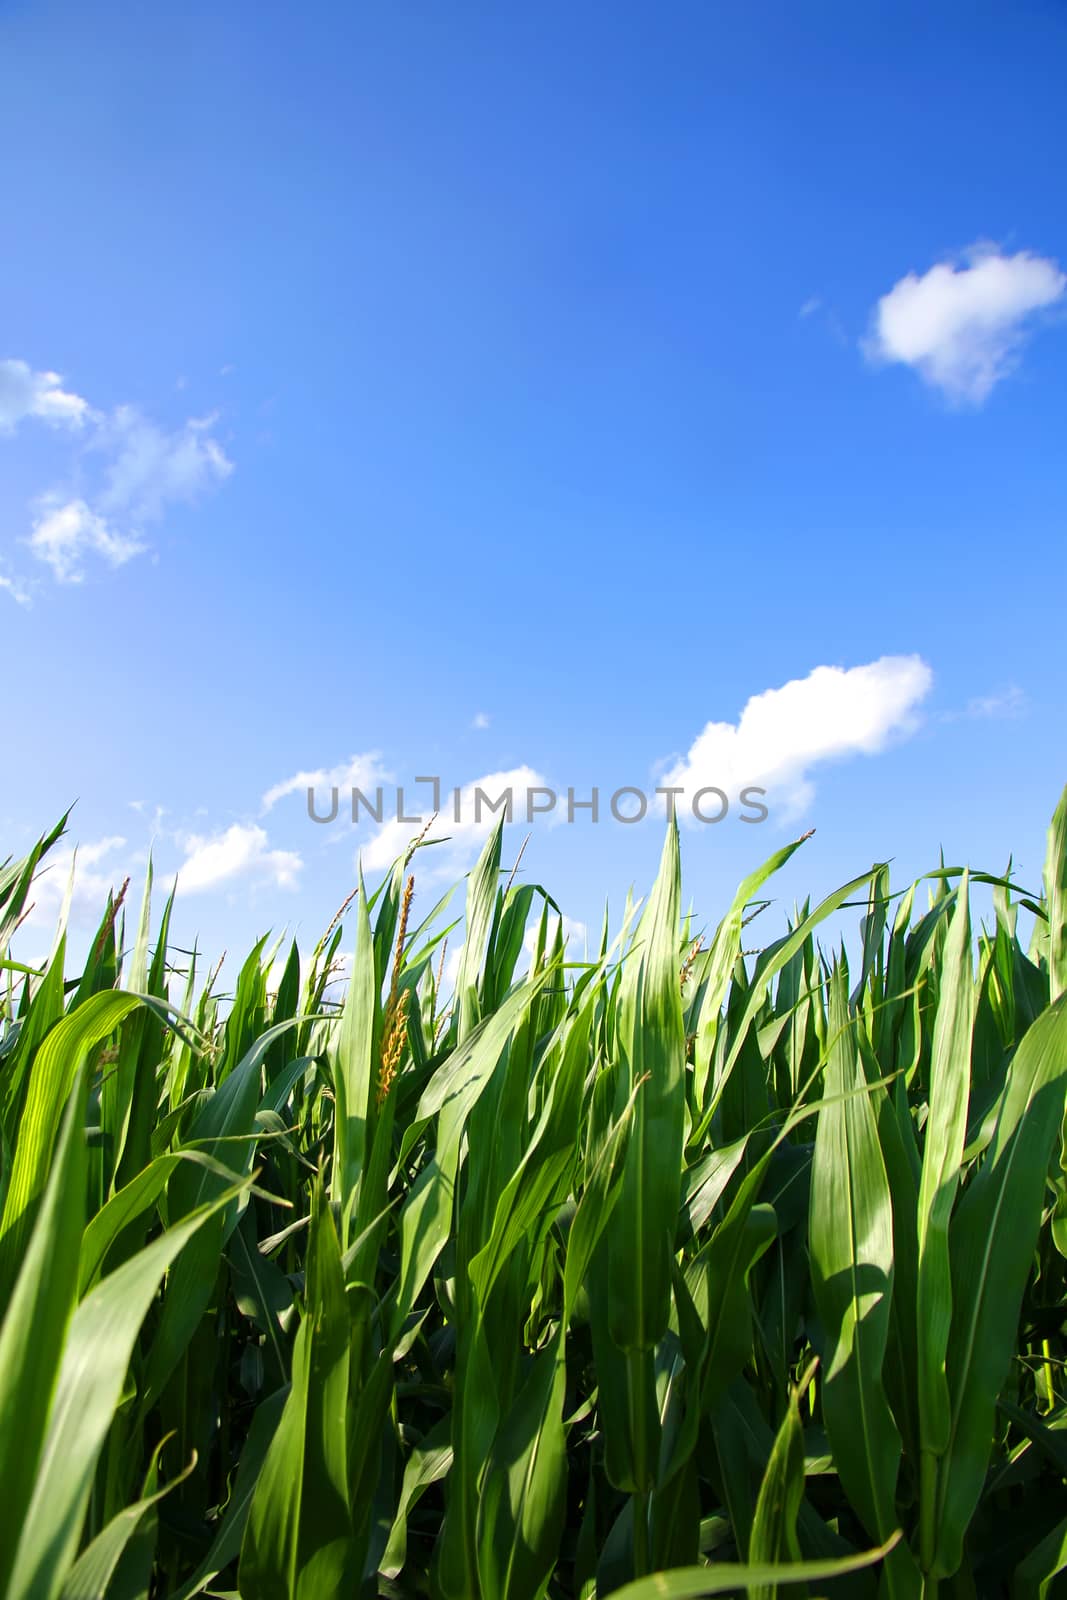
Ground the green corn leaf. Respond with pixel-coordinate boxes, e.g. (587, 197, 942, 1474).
(454, 817, 505, 1041)
(476, 1328, 568, 1600)
(915, 875, 973, 1571)
(388, 967, 550, 1339)
(808, 964, 917, 1599)
(0, 1074, 88, 1598)
(379, 1415, 454, 1581)
(0, 814, 68, 954)
(6, 1179, 253, 1600)
(0, 989, 144, 1296)
(1043, 783, 1067, 1003)
(690, 866, 881, 1149)
(78, 1147, 257, 1293)
(606, 1533, 902, 1600)
(690, 830, 815, 1111)
(933, 994, 1067, 1578)
(608, 817, 685, 1346)
(747, 1358, 816, 1599)
(59, 1438, 198, 1600)
(140, 1015, 307, 1409)
(330, 865, 376, 1237)
(240, 1189, 355, 1600)
(172, 1388, 289, 1600)
(1013, 1510, 1067, 1600)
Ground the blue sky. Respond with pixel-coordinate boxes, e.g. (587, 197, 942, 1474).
(2, 0, 1065, 970)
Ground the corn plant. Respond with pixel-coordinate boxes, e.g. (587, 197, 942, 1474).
(1, 787, 1066, 1598)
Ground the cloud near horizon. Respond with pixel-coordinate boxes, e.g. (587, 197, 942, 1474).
(866, 245, 1065, 403)
(12, 819, 303, 956)
(661, 654, 933, 818)
(360, 764, 550, 874)
(11, 834, 130, 951)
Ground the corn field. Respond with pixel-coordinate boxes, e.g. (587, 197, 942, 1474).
(2, 789, 1067, 1600)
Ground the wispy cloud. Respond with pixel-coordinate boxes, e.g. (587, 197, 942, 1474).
(798, 296, 848, 345)
(472, 711, 491, 730)
(0, 566, 31, 607)
(661, 655, 933, 819)
(959, 681, 1023, 720)
(28, 496, 146, 583)
(0, 355, 233, 591)
(262, 752, 390, 814)
(96, 407, 233, 522)
(866, 244, 1066, 403)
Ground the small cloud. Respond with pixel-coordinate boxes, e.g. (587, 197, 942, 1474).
(176, 823, 302, 894)
(2, 356, 235, 591)
(0, 358, 92, 432)
(472, 711, 491, 730)
(97, 406, 233, 522)
(361, 764, 549, 875)
(0, 569, 31, 607)
(14, 834, 129, 945)
(866, 244, 1066, 403)
(27, 496, 146, 583)
(661, 655, 933, 820)
(965, 685, 1028, 720)
(440, 945, 463, 991)
(798, 298, 848, 346)
(522, 914, 587, 965)
(262, 751, 389, 813)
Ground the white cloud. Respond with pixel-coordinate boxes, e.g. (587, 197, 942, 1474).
(965, 685, 1027, 720)
(27, 497, 146, 583)
(262, 751, 389, 813)
(0, 359, 91, 431)
(661, 655, 933, 819)
(0, 568, 31, 607)
(98, 406, 233, 521)
(440, 945, 463, 992)
(176, 824, 302, 894)
(867, 245, 1066, 403)
(472, 711, 491, 730)
(523, 914, 587, 965)
(1, 357, 234, 592)
(799, 296, 822, 318)
(13, 834, 130, 949)
(361, 764, 548, 875)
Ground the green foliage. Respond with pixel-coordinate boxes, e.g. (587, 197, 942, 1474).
(1, 791, 1067, 1598)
